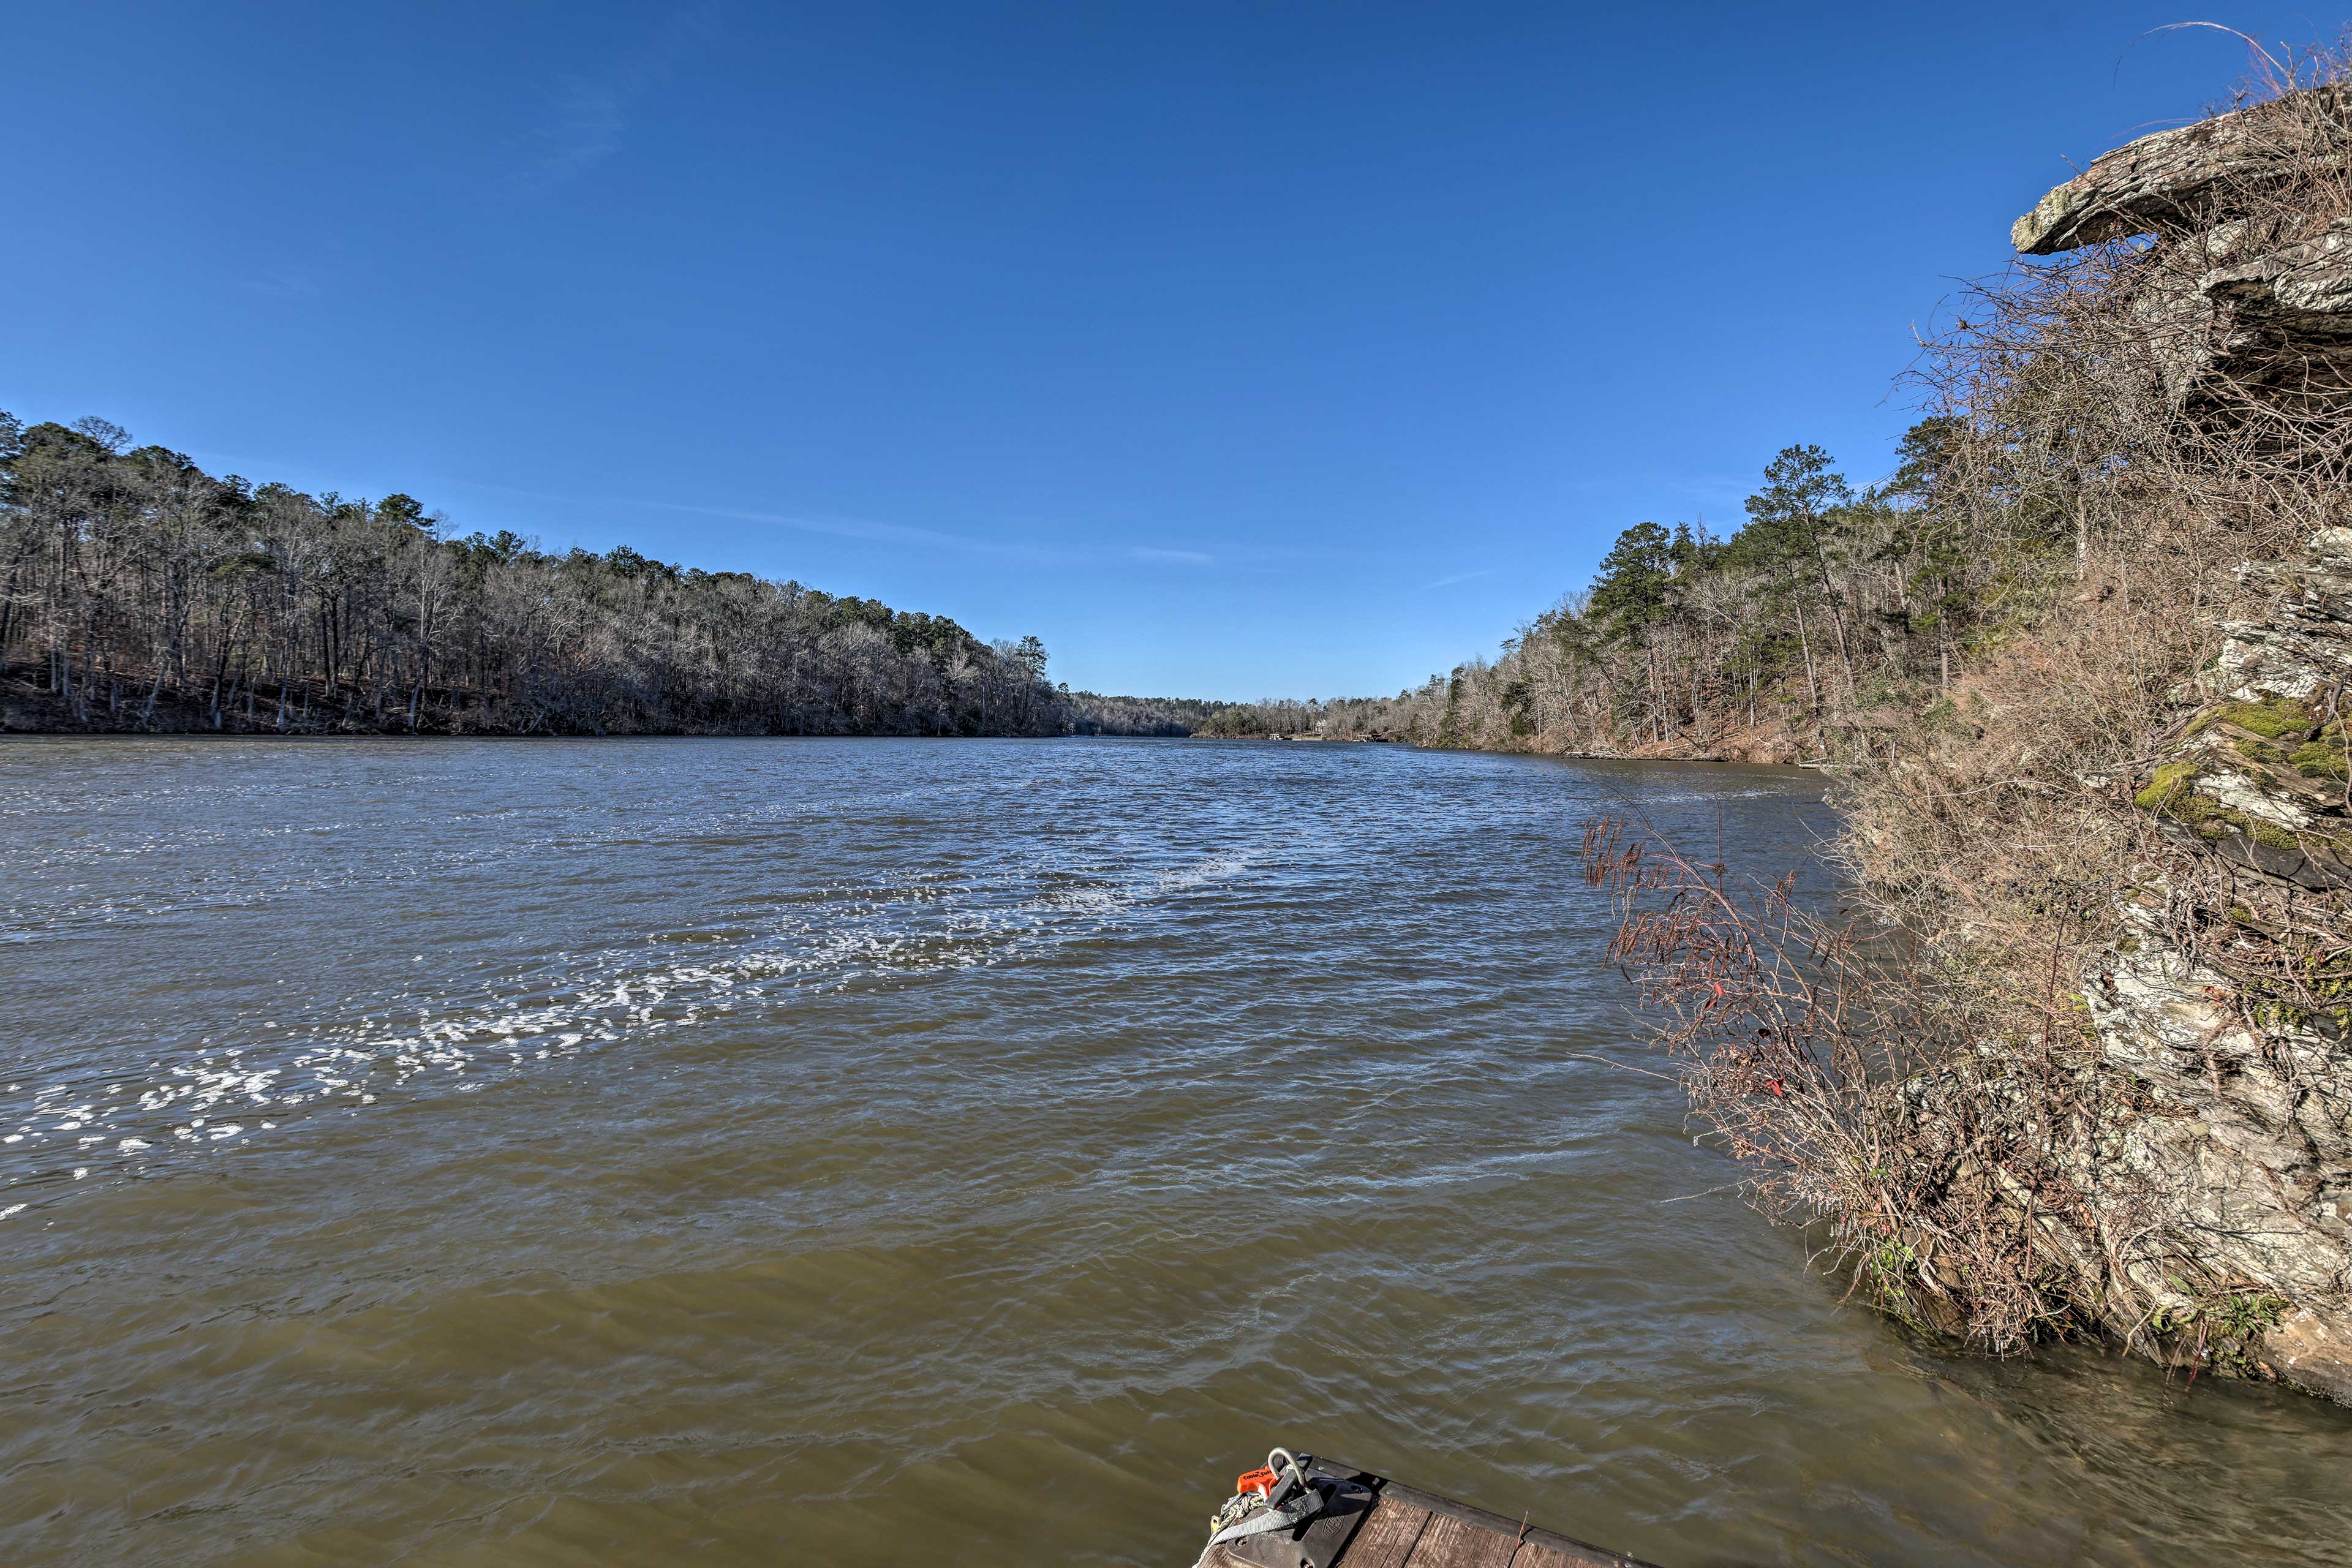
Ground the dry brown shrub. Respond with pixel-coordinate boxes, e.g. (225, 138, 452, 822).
(1871, 36, 2352, 1023)
(1583, 816, 2116, 1348)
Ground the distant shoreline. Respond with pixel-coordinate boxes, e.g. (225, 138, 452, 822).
(0, 726, 1820, 768)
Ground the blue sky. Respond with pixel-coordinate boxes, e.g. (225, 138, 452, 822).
(1, 4, 2327, 698)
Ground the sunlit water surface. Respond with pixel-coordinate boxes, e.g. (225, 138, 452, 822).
(2, 737, 2346, 1567)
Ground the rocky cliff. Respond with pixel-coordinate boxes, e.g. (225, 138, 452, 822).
(2017, 85, 2352, 1401)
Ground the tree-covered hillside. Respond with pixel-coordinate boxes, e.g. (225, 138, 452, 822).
(0, 404, 2044, 758)
(0, 412, 1068, 737)
(1203, 423, 2016, 763)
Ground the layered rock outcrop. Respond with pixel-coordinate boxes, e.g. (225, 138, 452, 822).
(2012, 89, 2348, 255)
(2016, 86, 2352, 1400)
(2020, 87, 2352, 414)
(2085, 535, 2352, 1401)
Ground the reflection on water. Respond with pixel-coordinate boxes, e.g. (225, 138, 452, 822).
(1, 737, 2346, 1567)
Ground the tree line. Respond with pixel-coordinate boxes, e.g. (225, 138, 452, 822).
(0, 412, 1083, 737)
(1205, 423, 2018, 763)
(0, 402, 2041, 759)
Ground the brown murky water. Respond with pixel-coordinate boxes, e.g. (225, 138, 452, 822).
(2, 737, 2348, 1567)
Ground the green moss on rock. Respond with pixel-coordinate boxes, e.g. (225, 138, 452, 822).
(2238, 736, 2291, 766)
(2293, 740, 2350, 780)
(2133, 761, 2312, 853)
(2215, 698, 2316, 740)
(2135, 761, 2201, 813)
(2252, 819, 2303, 852)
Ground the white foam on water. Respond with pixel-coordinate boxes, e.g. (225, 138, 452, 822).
(0, 843, 1260, 1213)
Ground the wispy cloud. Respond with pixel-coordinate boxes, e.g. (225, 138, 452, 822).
(245, 267, 322, 300)
(532, 81, 630, 190)
(1132, 546, 1212, 564)
(652, 498, 1071, 562)
(466, 482, 1074, 564)
(1423, 567, 1495, 590)
(519, 3, 726, 195)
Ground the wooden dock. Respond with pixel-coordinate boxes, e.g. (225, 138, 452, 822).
(1196, 1456, 1659, 1568)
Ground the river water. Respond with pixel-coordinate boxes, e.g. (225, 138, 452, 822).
(1, 737, 2346, 1567)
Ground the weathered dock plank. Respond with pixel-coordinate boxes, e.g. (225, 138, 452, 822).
(1402, 1511, 1518, 1567)
(1509, 1545, 1618, 1568)
(1192, 1457, 1660, 1568)
(1350, 1467, 1648, 1568)
(1335, 1499, 1430, 1568)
